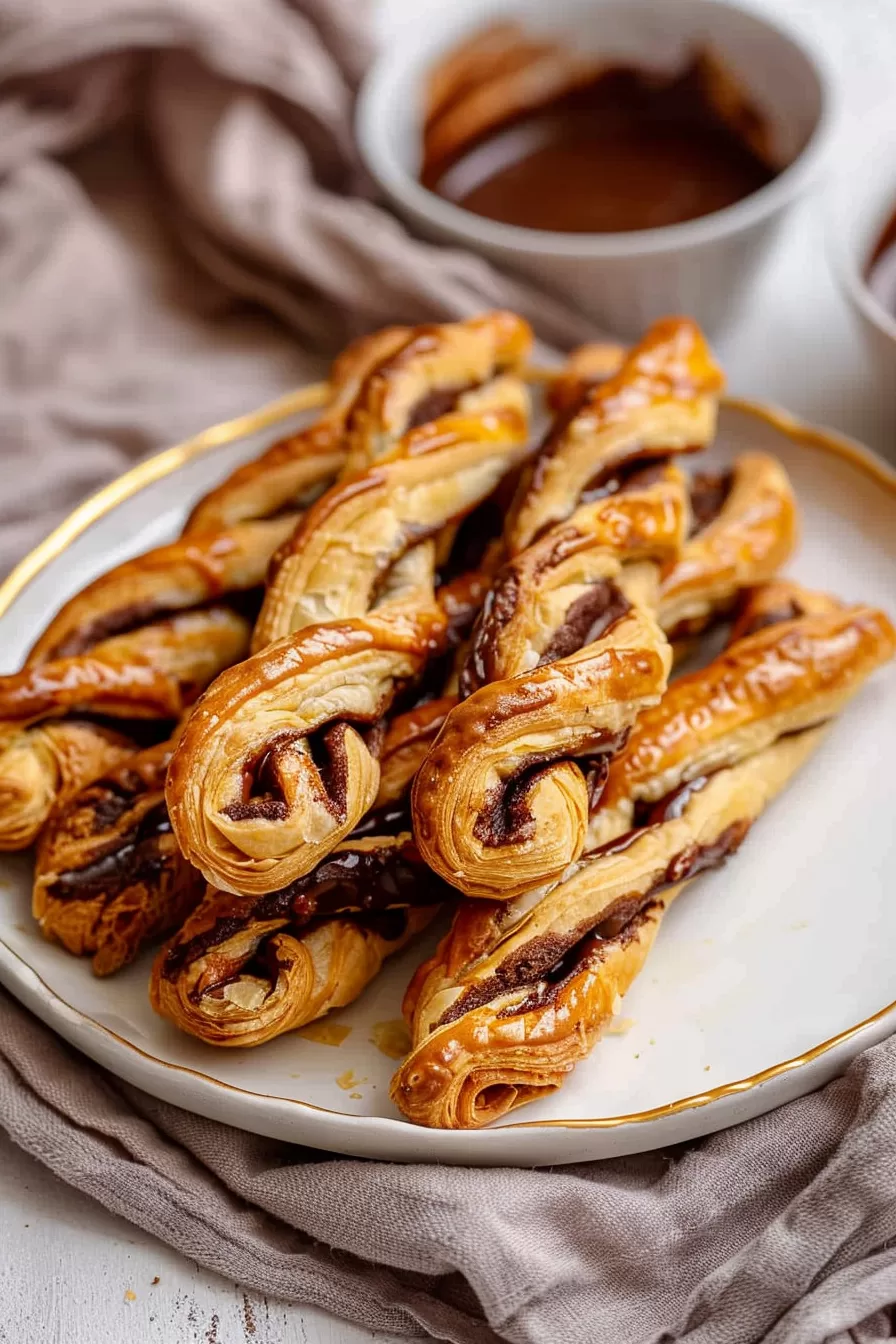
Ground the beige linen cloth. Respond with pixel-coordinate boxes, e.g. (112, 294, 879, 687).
(1, 3, 896, 1341)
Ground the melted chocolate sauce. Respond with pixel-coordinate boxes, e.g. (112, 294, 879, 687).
(161, 841, 450, 981)
(647, 773, 712, 823)
(688, 469, 733, 536)
(425, 60, 777, 234)
(536, 580, 632, 667)
(48, 800, 173, 903)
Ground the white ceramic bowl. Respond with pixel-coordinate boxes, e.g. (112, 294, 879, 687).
(359, 0, 834, 337)
(829, 121, 896, 395)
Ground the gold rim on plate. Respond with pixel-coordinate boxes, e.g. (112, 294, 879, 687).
(1, 378, 894, 1135)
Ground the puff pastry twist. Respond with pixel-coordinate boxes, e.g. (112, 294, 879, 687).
(0, 332, 388, 849)
(391, 581, 896, 1128)
(33, 735, 204, 976)
(167, 315, 534, 896)
(152, 696, 458, 1045)
(412, 318, 726, 899)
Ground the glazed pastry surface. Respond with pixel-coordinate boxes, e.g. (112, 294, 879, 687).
(392, 583, 895, 1128)
(152, 697, 457, 1044)
(412, 318, 725, 899)
(168, 314, 533, 895)
(33, 736, 204, 976)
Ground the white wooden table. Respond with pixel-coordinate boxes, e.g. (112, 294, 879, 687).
(3, 1, 895, 1340)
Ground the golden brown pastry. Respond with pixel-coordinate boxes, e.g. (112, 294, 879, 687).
(252, 400, 530, 651)
(26, 516, 297, 666)
(183, 325, 411, 533)
(341, 310, 532, 474)
(0, 608, 250, 851)
(545, 343, 627, 413)
(394, 731, 821, 1129)
(0, 341, 363, 847)
(168, 348, 533, 896)
(658, 452, 798, 639)
(412, 318, 724, 899)
(391, 583, 896, 1128)
(506, 316, 725, 555)
(0, 721, 133, 852)
(33, 738, 204, 976)
(590, 579, 892, 845)
(0, 607, 251, 725)
(151, 697, 457, 1045)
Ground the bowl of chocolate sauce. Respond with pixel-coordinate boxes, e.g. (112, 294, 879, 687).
(358, 0, 833, 336)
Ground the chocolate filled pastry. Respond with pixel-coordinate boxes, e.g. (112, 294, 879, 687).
(33, 737, 204, 976)
(391, 583, 896, 1128)
(412, 318, 724, 899)
(0, 720, 134, 852)
(0, 332, 396, 851)
(151, 698, 457, 1045)
(0, 608, 251, 851)
(168, 318, 533, 896)
(341, 309, 533, 475)
(658, 452, 798, 639)
(184, 324, 414, 533)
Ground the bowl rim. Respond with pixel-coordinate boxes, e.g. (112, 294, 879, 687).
(357, 0, 838, 258)
(827, 132, 896, 346)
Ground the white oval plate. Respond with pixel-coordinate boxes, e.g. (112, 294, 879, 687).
(1, 389, 894, 1166)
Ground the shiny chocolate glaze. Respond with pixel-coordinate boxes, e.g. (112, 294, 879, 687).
(161, 838, 450, 981)
(47, 800, 174, 903)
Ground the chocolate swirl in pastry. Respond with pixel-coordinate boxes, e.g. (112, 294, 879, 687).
(391, 584, 895, 1128)
(393, 731, 822, 1129)
(589, 580, 895, 845)
(0, 347, 372, 849)
(33, 737, 204, 976)
(169, 381, 533, 896)
(252, 399, 530, 651)
(151, 697, 457, 1045)
(341, 310, 532, 474)
(506, 316, 724, 555)
(0, 607, 251, 725)
(0, 720, 133, 852)
(0, 608, 250, 851)
(184, 325, 412, 533)
(412, 319, 724, 899)
(27, 517, 298, 667)
(658, 452, 798, 639)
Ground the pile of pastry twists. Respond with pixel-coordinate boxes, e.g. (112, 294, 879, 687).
(5, 312, 893, 1130)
